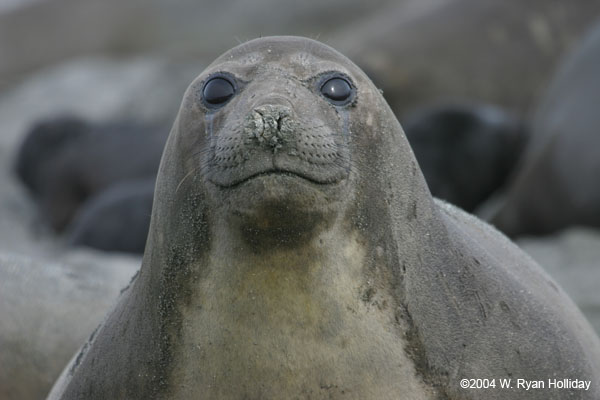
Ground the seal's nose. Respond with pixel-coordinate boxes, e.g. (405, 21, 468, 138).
(244, 104, 297, 152)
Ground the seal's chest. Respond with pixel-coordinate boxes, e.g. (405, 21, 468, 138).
(166, 265, 435, 399)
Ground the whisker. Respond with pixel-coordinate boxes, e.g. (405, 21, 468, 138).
(175, 166, 200, 194)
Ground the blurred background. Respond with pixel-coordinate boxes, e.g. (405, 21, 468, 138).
(1, 0, 600, 399)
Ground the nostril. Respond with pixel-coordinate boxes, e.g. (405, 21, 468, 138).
(244, 104, 297, 151)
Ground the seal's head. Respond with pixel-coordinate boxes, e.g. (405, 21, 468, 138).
(157, 36, 430, 247)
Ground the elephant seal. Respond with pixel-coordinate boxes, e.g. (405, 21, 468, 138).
(66, 178, 155, 254)
(48, 36, 600, 400)
(491, 22, 600, 237)
(0, 251, 139, 400)
(333, 0, 600, 116)
(402, 102, 526, 212)
(14, 115, 167, 232)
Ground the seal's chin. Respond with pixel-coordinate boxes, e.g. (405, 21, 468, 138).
(206, 170, 347, 247)
(228, 189, 339, 249)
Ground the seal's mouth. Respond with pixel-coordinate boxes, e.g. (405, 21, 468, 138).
(211, 168, 339, 188)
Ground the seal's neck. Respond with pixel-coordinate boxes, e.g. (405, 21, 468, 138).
(204, 221, 364, 315)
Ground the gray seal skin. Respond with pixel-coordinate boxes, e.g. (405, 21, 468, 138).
(48, 36, 600, 399)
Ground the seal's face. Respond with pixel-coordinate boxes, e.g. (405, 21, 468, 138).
(176, 37, 373, 236)
(200, 70, 355, 188)
(197, 47, 356, 189)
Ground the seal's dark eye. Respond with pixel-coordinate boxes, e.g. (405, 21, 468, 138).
(203, 77, 235, 105)
(320, 77, 353, 104)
